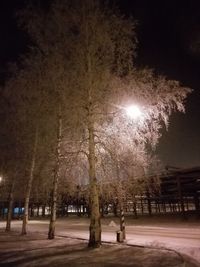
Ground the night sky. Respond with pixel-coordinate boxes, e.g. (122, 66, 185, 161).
(0, 0, 200, 168)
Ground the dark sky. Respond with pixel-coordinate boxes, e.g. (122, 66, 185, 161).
(117, 0, 200, 168)
(0, 0, 200, 168)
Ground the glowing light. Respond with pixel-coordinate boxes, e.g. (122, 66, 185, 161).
(125, 105, 142, 119)
(0, 176, 2, 183)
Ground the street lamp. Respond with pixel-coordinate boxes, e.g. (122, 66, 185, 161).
(125, 105, 142, 119)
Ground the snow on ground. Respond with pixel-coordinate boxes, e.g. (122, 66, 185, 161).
(0, 216, 200, 267)
(123, 225, 200, 265)
(0, 230, 197, 267)
(101, 216, 200, 265)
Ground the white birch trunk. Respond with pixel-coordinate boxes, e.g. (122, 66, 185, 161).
(48, 105, 62, 239)
(5, 180, 15, 232)
(21, 126, 38, 235)
(88, 113, 101, 247)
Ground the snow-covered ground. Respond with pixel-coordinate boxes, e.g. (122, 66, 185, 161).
(0, 216, 199, 266)
(121, 223, 200, 264)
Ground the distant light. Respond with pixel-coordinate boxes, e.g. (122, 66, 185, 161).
(125, 105, 142, 119)
(0, 176, 2, 183)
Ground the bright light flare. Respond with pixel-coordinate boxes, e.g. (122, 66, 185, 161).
(0, 176, 2, 183)
(125, 105, 142, 119)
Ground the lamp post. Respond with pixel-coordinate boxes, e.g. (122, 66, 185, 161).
(117, 104, 143, 242)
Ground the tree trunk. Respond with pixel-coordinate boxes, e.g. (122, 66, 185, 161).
(83, 1, 101, 246)
(5, 181, 15, 232)
(21, 126, 38, 235)
(88, 115, 101, 248)
(48, 106, 62, 239)
(42, 204, 46, 217)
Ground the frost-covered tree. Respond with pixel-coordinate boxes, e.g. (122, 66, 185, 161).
(15, 0, 191, 248)
(2, 51, 60, 234)
(18, 0, 137, 246)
